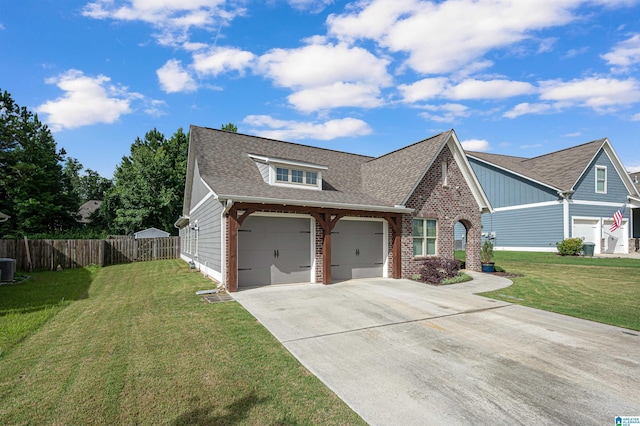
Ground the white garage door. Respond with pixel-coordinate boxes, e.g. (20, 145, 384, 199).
(238, 216, 311, 287)
(572, 219, 598, 246)
(602, 219, 628, 254)
(332, 220, 384, 281)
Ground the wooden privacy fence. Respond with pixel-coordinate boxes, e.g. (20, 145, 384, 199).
(0, 237, 180, 272)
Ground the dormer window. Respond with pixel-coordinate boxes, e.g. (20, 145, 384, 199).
(249, 153, 326, 190)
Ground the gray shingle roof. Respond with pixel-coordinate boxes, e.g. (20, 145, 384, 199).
(189, 125, 452, 209)
(468, 139, 606, 192)
(362, 131, 451, 205)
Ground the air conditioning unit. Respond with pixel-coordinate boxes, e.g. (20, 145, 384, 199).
(0, 258, 16, 282)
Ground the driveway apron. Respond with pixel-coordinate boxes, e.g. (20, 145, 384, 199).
(232, 274, 640, 425)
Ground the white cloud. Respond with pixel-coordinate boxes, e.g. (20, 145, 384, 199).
(288, 0, 334, 13)
(398, 78, 448, 103)
(461, 139, 491, 152)
(328, 0, 582, 74)
(626, 163, 640, 173)
(399, 78, 535, 103)
(419, 103, 469, 123)
(243, 115, 372, 140)
(632, 112, 640, 121)
(257, 42, 391, 89)
(602, 33, 640, 72)
(539, 77, 640, 109)
(36, 69, 138, 131)
(0, 23, 5, 30)
(503, 102, 553, 118)
(448, 79, 536, 100)
(288, 82, 383, 112)
(563, 131, 582, 137)
(157, 59, 197, 93)
(82, 0, 244, 46)
(192, 46, 255, 76)
(520, 143, 542, 149)
(256, 42, 391, 112)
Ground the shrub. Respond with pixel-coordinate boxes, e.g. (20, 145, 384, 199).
(417, 257, 461, 284)
(556, 238, 584, 256)
(481, 240, 494, 264)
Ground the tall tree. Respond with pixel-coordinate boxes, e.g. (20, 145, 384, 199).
(102, 128, 188, 235)
(221, 122, 238, 133)
(63, 158, 113, 203)
(0, 89, 78, 237)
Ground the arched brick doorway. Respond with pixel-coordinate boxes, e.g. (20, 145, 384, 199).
(453, 217, 480, 271)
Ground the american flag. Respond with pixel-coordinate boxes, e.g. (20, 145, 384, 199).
(610, 209, 623, 232)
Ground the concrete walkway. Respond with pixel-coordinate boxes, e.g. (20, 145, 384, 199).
(232, 274, 640, 425)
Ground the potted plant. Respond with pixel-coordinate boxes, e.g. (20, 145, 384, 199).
(481, 240, 495, 273)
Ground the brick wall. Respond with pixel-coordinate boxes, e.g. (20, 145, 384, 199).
(402, 144, 482, 276)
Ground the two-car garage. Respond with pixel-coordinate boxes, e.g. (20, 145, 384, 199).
(237, 215, 386, 287)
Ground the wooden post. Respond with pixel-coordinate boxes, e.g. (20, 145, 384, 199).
(227, 209, 239, 292)
(23, 236, 33, 272)
(385, 215, 402, 279)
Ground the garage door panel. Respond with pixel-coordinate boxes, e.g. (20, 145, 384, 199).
(238, 216, 311, 287)
(332, 220, 384, 281)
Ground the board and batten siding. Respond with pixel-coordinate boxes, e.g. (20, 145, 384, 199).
(572, 149, 628, 203)
(469, 158, 558, 208)
(189, 159, 212, 211)
(481, 203, 563, 249)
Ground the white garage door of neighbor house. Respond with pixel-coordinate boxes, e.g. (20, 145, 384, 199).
(331, 220, 384, 281)
(238, 216, 311, 287)
(572, 219, 599, 247)
(602, 219, 628, 254)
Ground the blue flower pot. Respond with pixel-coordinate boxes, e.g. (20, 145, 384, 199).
(481, 263, 495, 273)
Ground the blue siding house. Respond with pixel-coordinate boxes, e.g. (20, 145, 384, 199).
(467, 138, 640, 254)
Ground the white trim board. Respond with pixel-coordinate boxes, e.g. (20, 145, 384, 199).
(494, 246, 558, 252)
(492, 200, 561, 212)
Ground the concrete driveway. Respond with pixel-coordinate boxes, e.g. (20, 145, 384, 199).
(232, 273, 640, 425)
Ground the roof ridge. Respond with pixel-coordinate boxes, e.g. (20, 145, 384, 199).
(524, 138, 606, 162)
(192, 125, 375, 160)
(366, 130, 451, 162)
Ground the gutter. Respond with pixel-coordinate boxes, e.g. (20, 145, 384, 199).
(218, 194, 414, 214)
(174, 216, 190, 228)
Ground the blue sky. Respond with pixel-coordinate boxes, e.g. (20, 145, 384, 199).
(2, 0, 640, 178)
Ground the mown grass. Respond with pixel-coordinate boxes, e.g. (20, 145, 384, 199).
(0, 260, 365, 425)
(0, 267, 97, 358)
(457, 251, 640, 331)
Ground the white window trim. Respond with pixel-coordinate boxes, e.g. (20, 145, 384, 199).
(442, 163, 448, 187)
(269, 163, 323, 190)
(413, 218, 438, 257)
(595, 165, 607, 194)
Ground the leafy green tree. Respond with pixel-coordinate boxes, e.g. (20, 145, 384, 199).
(221, 122, 238, 133)
(102, 128, 188, 235)
(0, 89, 79, 237)
(63, 157, 113, 203)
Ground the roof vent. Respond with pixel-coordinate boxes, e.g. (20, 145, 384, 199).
(0, 258, 16, 282)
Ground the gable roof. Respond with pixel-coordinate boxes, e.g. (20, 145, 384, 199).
(77, 200, 102, 224)
(183, 125, 490, 214)
(468, 138, 639, 197)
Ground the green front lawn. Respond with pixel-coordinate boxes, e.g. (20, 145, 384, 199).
(0, 260, 365, 425)
(458, 251, 640, 331)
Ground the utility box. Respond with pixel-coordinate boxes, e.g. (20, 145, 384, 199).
(0, 258, 16, 282)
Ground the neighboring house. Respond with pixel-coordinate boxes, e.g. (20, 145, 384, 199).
(77, 200, 102, 224)
(175, 125, 491, 291)
(134, 227, 170, 239)
(467, 139, 640, 254)
(0, 212, 9, 223)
